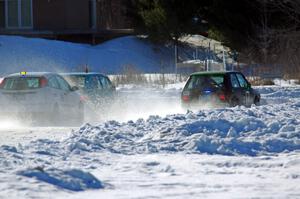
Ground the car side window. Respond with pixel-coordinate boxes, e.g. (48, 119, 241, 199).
(236, 73, 248, 88)
(105, 77, 113, 89)
(186, 76, 195, 89)
(55, 76, 71, 91)
(230, 74, 240, 88)
(85, 75, 102, 89)
(48, 76, 60, 89)
(98, 76, 112, 89)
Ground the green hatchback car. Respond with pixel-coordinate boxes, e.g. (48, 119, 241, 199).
(181, 71, 260, 108)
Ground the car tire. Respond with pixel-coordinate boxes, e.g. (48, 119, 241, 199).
(230, 98, 239, 107)
(254, 96, 260, 106)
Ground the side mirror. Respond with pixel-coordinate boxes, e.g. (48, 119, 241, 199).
(71, 86, 79, 91)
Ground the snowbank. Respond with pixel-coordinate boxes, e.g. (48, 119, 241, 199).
(0, 36, 175, 75)
(65, 104, 299, 156)
(0, 87, 298, 161)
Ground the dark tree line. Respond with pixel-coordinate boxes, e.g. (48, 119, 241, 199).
(268, 0, 300, 76)
(126, 0, 262, 48)
(126, 0, 209, 43)
(124, 0, 300, 77)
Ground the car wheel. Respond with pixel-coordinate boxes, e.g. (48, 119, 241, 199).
(230, 98, 239, 107)
(254, 96, 260, 106)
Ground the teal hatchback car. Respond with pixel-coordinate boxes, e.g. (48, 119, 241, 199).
(61, 72, 116, 106)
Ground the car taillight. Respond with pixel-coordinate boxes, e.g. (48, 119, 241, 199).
(39, 77, 48, 88)
(80, 95, 89, 102)
(182, 90, 190, 102)
(218, 93, 226, 101)
(0, 78, 4, 88)
(182, 95, 190, 102)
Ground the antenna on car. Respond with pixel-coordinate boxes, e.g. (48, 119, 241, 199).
(85, 65, 89, 73)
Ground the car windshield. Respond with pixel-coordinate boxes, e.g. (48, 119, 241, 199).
(63, 75, 102, 90)
(0, 77, 41, 90)
(186, 75, 224, 90)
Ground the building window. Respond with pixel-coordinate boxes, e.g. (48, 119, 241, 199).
(7, 0, 18, 27)
(5, 0, 32, 28)
(89, 0, 97, 29)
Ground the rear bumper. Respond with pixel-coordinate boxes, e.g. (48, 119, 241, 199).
(181, 100, 229, 110)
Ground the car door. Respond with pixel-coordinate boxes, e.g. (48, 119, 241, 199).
(55, 75, 75, 112)
(47, 75, 64, 111)
(98, 75, 115, 97)
(84, 75, 103, 102)
(235, 73, 252, 106)
(229, 73, 245, 105)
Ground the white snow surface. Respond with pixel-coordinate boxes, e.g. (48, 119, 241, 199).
(0, 85, 300, 198)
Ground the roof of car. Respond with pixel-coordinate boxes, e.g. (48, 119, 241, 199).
(190, 71, 237, 76)
(60, 72, 107, 77)
(5, 72, 58, 78)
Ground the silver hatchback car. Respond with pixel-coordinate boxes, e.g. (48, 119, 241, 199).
(0, 72, 84, 125)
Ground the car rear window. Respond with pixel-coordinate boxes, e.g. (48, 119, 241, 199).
(63, 76, 84, 88)
(186, 75, 224, 90)
(0, 77, 41, 90)
(63, 75, 102, 90)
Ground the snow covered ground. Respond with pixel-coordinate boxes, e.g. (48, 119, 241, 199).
(0, 84, 299, 199)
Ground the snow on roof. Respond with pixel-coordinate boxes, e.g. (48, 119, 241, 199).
(180, 34, 229, 52)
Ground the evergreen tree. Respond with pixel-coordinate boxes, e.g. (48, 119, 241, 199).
(130, 0, 208, 43)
